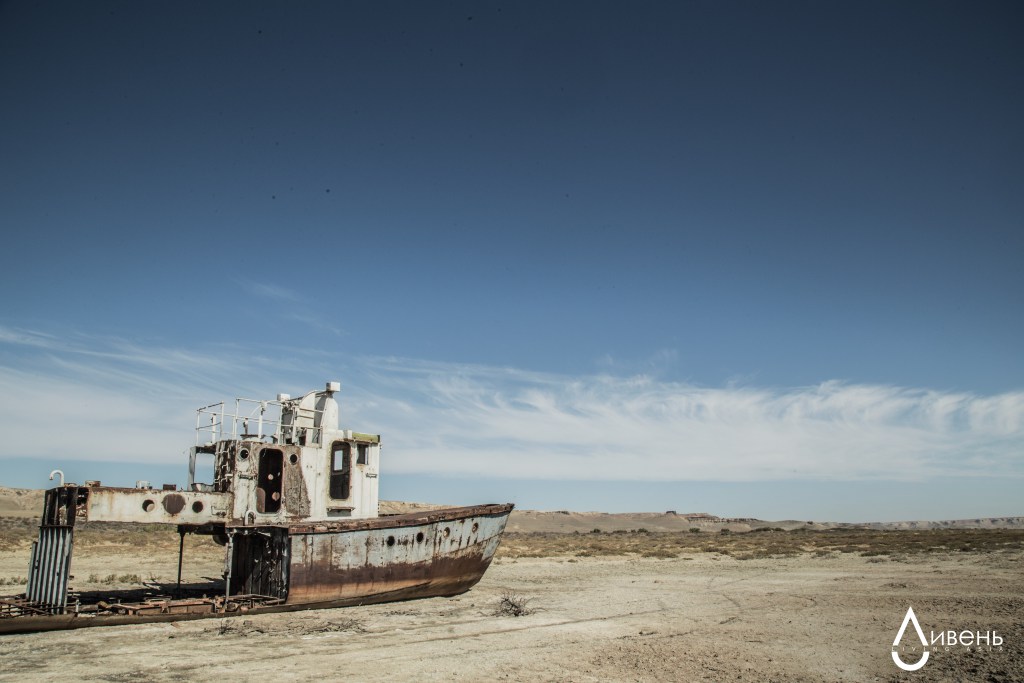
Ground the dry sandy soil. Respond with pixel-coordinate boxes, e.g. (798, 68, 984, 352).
(0, 532, 1015, 679)
(1, 512, 1022, 682)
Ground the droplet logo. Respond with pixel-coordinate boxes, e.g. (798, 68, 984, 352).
(892, 606, 930, 671)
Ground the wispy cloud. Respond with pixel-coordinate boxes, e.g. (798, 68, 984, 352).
(287, 312, 347, 338)
(234, 280, 346, 337)
(0, 326, 63, 350)
(1, 326, 1021, 484)
(236, 279, 300, 302)
(353, 358, 1024, 482)
(0, 325, 323, 465)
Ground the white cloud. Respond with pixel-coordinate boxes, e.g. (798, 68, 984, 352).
(354, 358, 1024, 482)
(0, 326, 63, 350)
(0, 325, 323, 465)
(0, 364, 192, 464)
(1, 327, 1021, 483)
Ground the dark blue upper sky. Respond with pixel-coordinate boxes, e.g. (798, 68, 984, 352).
(3, 1, 1021, 393)
(1, 2, 1023, 518)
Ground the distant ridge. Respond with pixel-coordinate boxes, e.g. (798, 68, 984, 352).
(503, 509, 1024, 533)
(1, 487, 1020, 531)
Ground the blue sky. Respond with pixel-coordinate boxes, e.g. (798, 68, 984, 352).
(1, 1, 1021, 521)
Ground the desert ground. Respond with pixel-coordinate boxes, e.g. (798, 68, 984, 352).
(0, 489, 1020, 682)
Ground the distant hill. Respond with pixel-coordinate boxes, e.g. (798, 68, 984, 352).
(0, 486, 44, 517)
(2, 487, 1020, 531)
(505, 510, 1024, 533)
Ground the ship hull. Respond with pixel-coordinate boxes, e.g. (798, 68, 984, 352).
(287, 503, 510, 604)
(0, 503, 513, 635)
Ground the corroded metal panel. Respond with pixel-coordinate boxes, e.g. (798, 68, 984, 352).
(286, 504, 512, 605)
(85, 487, 230, 525)
(228, 442, 326, 524)
(229, 529, 290, 599)
(25, 526, 73, 614)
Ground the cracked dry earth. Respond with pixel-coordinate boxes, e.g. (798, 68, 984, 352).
(0, 550, 1020, 682)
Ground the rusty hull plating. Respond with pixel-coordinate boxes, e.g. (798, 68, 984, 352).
(0, 382, 513, 634)
(288, 503, 511, 605)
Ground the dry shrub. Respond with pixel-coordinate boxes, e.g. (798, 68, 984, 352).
(201, 617, 363, 638)
(494, 591, 533, 617)
(214, 618, 266, 636)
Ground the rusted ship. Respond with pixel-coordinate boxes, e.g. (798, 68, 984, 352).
(0, 381, 513, 634)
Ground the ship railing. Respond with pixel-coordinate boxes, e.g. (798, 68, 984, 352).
(195, 398, 284, 445)
(278, 402, 329, 446)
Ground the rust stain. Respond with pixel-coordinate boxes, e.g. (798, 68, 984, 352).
(283, 447, 311, 518)
(284, 504, 510, 605)
(162, 494, 185, 515)
(287, 539, 495, 604)
(284, 504, 513, 534)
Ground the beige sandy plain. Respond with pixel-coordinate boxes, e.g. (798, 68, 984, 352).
(0, 488, 1020, 682)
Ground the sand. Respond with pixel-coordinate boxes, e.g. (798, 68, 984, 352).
(0, 534, 1020, 681)
(0, 487, 1019, 681)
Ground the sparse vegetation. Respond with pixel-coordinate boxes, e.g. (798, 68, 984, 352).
(495, 528, 1024, 561)
(0, 518, 223, 556)
(494, 591, 533, 617)
(90, 573, 145, 585)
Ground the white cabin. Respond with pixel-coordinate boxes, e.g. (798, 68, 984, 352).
(82, 382, 381, 527)
(189, 381, 381, 523)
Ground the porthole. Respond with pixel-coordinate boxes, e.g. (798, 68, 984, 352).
(142, 499, 155, 512)
(239, 448, 249, 461)
(472, 522, 479, 533)
(192, 501, 204, 513)
(289, 453, 298, 464)
(443, 527, 450, 538)
(386, 535, 396, 547)
(416, 532, 425, 543)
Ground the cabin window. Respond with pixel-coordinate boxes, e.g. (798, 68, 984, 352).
(357, 443, 369, 465)
(330, 442, 351, 500)
(189, 449, 216, 492)
(257, 448, 283, 513)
